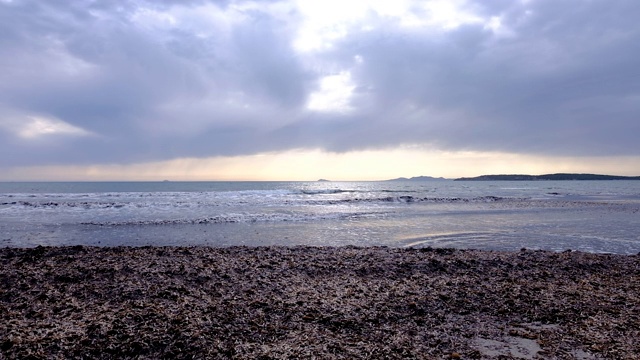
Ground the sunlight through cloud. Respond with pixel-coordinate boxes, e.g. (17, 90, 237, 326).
(307, 71, 356, 113)
(293, 0, 485, 52)
(18, 117, 92, 139)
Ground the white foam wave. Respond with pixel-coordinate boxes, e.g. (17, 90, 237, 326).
(80, 211, 382, 226)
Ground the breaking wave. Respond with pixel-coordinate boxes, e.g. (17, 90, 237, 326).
(80, 211, 381, 226)
(1, 201, 130, 209)
(1, 195, 515, 210)
(302, 195, 512, 205)
(0, 195, 510, 209)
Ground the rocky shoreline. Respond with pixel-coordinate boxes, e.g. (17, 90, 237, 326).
(1, 246, 639, 359)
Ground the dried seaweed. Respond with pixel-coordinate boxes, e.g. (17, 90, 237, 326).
(1, 246, 638, 359)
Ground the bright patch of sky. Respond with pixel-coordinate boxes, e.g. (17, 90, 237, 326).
(6, 149, 640, 181)
(483, 16, 515, 38)
(307, 71, 356, 113)
(17, 117, 91, 139)
(293, 0, 486, 52)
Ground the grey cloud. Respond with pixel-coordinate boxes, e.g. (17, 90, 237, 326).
(228, 13, 312, 107)
(1, 0, 639, 168)
(315, 0, 640, 156)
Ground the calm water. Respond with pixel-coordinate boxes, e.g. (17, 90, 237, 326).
(1, 181, 639, 254)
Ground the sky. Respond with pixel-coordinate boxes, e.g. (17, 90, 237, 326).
(1, 0, 639, 181)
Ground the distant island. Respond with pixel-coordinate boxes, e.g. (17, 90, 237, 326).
(455, 173, 640, 181)
(385, 176, 449, 181)
(317, 179, 331, 182)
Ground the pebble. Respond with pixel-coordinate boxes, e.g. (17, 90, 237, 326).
(1, 245, 638, 359)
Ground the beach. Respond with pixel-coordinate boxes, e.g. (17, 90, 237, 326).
(1, 246, 638, 359)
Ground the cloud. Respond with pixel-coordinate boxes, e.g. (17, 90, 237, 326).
(1, 0, 639, 169)
(15, 116, 92, 139)
(306, 71, 356, 112)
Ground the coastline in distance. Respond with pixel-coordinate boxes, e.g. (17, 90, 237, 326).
(454, 173, 640, 181)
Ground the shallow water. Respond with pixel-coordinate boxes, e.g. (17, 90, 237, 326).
(1, 181, 639, 253)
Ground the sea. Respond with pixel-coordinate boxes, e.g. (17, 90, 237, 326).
(1, 181, 639, 254)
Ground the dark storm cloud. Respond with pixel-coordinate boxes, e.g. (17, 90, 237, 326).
(332, 0, 640, 155)
(1, 0, 639, 167)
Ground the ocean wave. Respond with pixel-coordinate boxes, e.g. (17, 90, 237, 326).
(1, 201, 130, 209)
(300, 189, 353, 195)
(80, 211, 381, 226)
(1, 195, 514, 211)
(302, 195, 512, 205)
(299, 189, 421, 195)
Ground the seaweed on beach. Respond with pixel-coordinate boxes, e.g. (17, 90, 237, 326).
(1, 246, 639, 359)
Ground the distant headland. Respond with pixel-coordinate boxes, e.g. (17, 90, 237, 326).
(454, 173, 640, 181)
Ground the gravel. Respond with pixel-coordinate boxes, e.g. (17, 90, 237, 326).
(1, 245, 639, 359)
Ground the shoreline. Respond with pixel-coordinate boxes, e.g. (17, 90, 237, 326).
(1, 245, 639, 359)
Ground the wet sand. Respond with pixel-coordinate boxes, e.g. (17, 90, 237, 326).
(1, 246, 639, 359)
